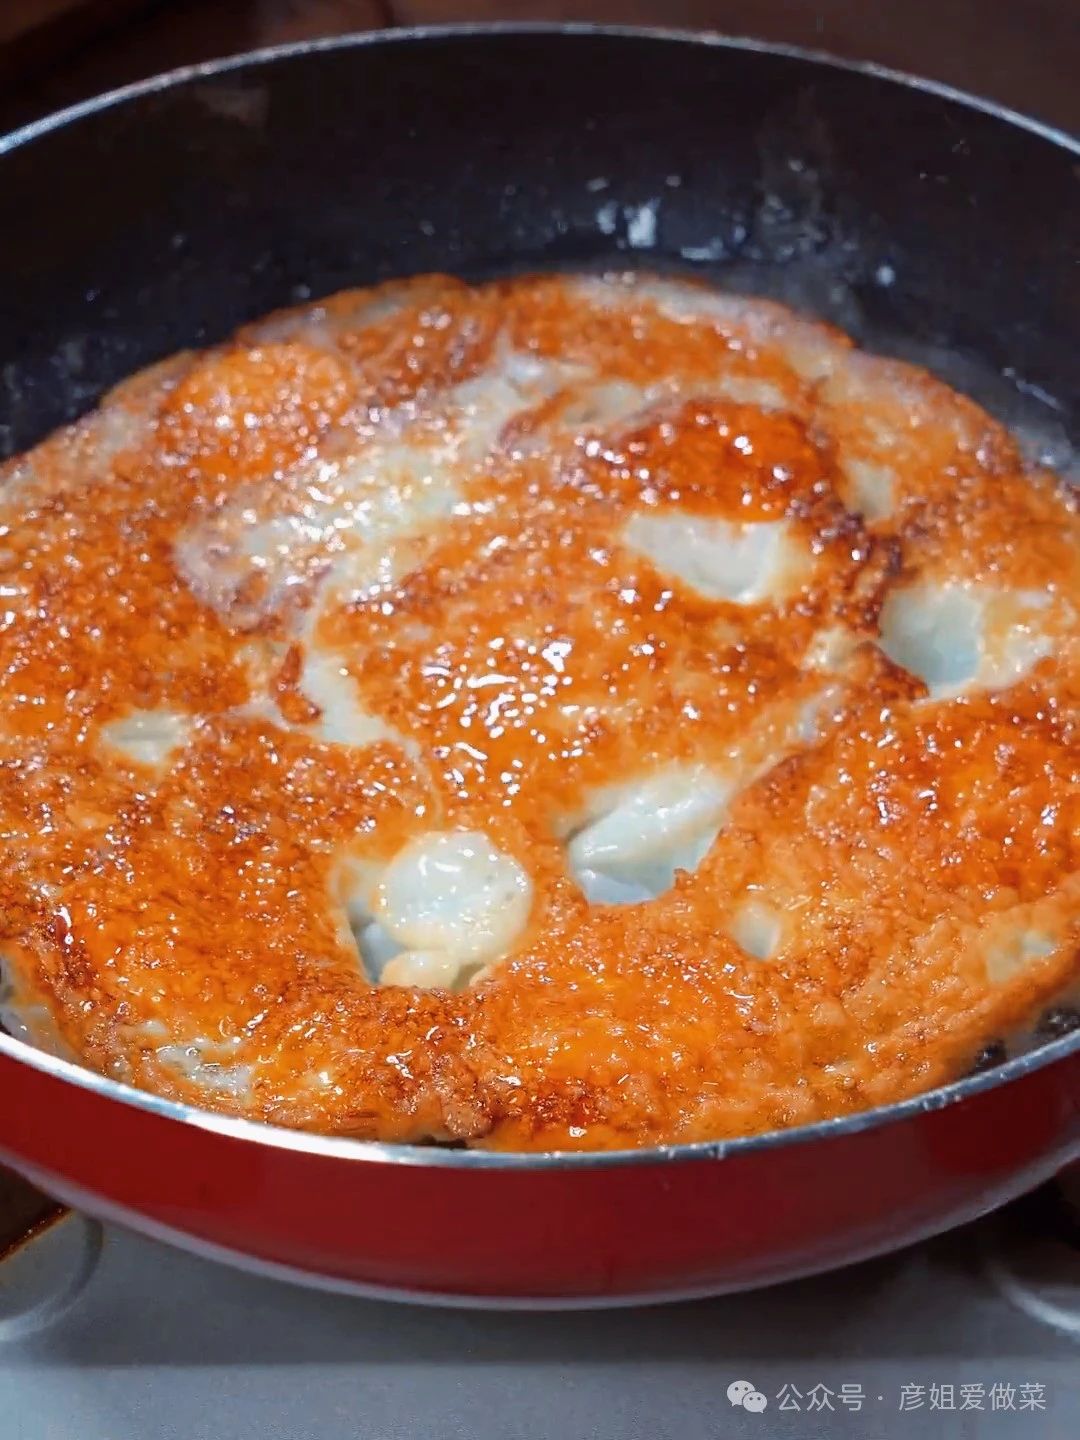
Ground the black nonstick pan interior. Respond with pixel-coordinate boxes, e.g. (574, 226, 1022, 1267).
(1, 26, 1076, 476)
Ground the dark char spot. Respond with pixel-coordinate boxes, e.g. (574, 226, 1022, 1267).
(968, 1040, 1008, 1075)
(1035, 1006, 1080, 1041)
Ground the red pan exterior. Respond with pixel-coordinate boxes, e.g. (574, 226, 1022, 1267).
(0, 1037, 1076, 1302)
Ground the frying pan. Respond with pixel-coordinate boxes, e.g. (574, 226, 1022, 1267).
(0, 25, 1077, 1306)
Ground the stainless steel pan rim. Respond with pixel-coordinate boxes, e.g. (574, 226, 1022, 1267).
(1, 23, 1077, 160)
(2, 1024, 1077, 1170)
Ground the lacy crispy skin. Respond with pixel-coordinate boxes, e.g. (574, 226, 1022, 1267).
(0, 272, 1077, 1151)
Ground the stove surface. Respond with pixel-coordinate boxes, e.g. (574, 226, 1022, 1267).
(0, 1188, 1076, 1440)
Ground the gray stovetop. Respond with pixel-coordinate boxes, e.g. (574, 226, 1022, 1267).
(0, 1200, 1076, 1440)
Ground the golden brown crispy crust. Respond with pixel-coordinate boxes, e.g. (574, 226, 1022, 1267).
(0, 271, 1076, 1150)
